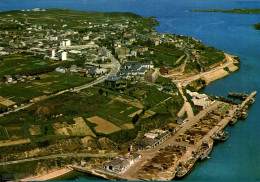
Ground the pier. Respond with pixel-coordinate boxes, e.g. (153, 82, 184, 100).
(73, 91, 257, 181)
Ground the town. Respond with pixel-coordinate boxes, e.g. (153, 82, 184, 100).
(0, 8, 255, 181)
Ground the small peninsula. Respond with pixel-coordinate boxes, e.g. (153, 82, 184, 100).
(190, 8, 260, 14)
(190, 9, 260, 30)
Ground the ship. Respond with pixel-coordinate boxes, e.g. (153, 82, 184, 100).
(248, 98, 255, 105)
(175, 157, 197, 178)
(211, 130, 228, 141)
(197, 139, 214, 160)
(220, 131, 228, 141)
(229, 117, 238, 125)
(240, 111, 248, 119)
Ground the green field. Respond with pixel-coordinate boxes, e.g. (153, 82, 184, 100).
(0, 9, 157, 33)
(0, 72, 94, 103)
(0, 54, 55, 78)
(0, 87, 140, 140)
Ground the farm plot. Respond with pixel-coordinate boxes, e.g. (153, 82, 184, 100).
(87, 116, 121, 134)
(0, 54, 54, 77)
(0, 72, 94, 103)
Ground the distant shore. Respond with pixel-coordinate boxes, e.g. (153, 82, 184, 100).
(189, 9, 260, 14)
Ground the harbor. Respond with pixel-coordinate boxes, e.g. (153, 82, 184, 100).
(69, 91, 257, 181)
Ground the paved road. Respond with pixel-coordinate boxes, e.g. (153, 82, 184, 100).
(120, 101, 220, 180)
(172, 53, 234, 87)
(0, 153, 118, 166)
(177, 86, 194, 118)
(0, 49, 120, 117)
(71, 49, 120, 92)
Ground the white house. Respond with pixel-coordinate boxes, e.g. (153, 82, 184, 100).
(55, 67, 66, 73)
(48, 48, 56, 58)
(60, 39, 71, 47)
(57, 51, 67, 61)
(47, 36, 58, 41)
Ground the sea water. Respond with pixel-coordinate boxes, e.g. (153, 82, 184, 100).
(1, 0, 260, 181)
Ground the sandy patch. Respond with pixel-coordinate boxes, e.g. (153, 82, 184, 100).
(87, 116, 121, 134)
(142, 110, 156, 119)
(29, 125, 42, 136)
(120, 111, 124, 114)
(53, 117, 96, 137)
(128, 109, 143, 118)
(30, 95, 48, 102)
(0, 138, 31, 147)
(21, 168, 72, 182)
(201, 69, 229, 85)
(227, 64, 239, 72)
(114, 96, 143, 109)
(0, 99, 15, 106)
(32, 82, 52, 86)
(43, 90, 52, 94)
(0, 96, 5, 102)
(39, 74, 53, 79)
(121, 123, 134, 130)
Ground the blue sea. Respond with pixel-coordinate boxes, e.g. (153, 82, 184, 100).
(1, 0, 260, 181)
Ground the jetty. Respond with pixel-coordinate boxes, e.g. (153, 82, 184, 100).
(72, 91, 256, 181)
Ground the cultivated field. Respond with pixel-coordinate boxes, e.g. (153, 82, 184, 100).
(0, 72, 94, 103)
(87, 116, 121, 134)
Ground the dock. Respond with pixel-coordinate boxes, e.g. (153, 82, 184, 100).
(71, 91, 257, 181)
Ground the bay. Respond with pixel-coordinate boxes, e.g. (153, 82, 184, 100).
(1, 0, 260, 181)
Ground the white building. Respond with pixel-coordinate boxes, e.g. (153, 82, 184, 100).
(55, 67, 66, 73)
(186, 89, 214, 110)
(60, 39, 71, 47)
(83, 35, 90, 40)
(57, 51, 67, 61)
(47, 36, 58, 41)
(47, 49, 56, 58)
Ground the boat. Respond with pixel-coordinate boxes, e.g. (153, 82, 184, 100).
(248, 98, 255, 105)
(240, 111, 248, 119)
(197, 139, 214, 160)
(211, 130, 228, 141)
(220, 131, 228, 141)
(229, 117, 237, 125)
(175, 157, 197, 178)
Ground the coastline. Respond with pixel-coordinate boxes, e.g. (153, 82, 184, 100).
(20, 168, 72, 182)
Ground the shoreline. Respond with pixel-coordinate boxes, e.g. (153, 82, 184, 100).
(20, 168, 72, 182)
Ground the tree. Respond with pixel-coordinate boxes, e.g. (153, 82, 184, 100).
(132, 114, 139, 125)
(98, 88, 104, 96)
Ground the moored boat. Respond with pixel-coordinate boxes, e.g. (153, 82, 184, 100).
(211, 130, 228, 141)
(175, 157, 197, 178)
(197, 139, 214, 160)
(229, 117, 237, 125)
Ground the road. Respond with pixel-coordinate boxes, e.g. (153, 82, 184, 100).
(172, 53, 234, 87)
(177, 86, 194, 118)
(72, 49, 120, 92)
(120, 101, 220, 180)
(0, 49, 120, 117)
(0, 152, 118, 166)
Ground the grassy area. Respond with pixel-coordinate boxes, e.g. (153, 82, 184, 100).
(0, 9, 157, 32)
(190, 9, 260, 14)
(199, 48, 225, 68)
(0, 72, 94, 103)
(0, 54, 55, 77)
(0, 87, 140, 141)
